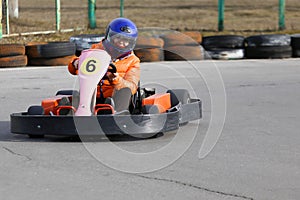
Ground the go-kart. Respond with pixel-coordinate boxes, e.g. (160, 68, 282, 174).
(10, 49, 202, 138)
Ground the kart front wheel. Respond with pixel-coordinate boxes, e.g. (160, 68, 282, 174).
(27, 105, 45, 138)
(167, 89, 191, 107)
(167, 89, 191, 126)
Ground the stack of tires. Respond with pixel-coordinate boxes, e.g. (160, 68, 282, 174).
(134, 36, 164, 62)
(160, 31, 204, 61)
(26, 42, 76, 66)
(70, 34, 104, 56)
(0, 44, 27, 68)
(202, 35, 245, 60)
(245, 34, 292, 59)
(291, 34, 300, 57)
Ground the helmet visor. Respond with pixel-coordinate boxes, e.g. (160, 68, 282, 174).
(107, 30, 137, 52)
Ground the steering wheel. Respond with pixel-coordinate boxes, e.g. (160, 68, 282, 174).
(107, 63, 117, 73)
(103, 63, 117, 80)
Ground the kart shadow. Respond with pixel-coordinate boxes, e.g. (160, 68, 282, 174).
(0, 121, 164, 143)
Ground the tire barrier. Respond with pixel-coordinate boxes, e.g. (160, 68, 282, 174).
(0, 55, 28, 68)
(2, 32, 300, 67)
(134, 48, 164, 62)
(202, 35, 245, 60)
(160, 32, 201, 47)
(26, 42, 76, 58)
(245, 34, 292, 59)
(28, 55, 74, 66)
(182, 31, 202, 44)
(291, 34, 300, 57)
(134, 36, 164, 62)
(164, 45, 204, 61)
(205, 49, 245, 60)
(160, 31, 204, 61)
(70, 34, 104, 56)
(0, 44, 27, 68)
(25, 42, 76, 66)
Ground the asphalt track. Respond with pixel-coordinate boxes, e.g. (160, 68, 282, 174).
(0, 59, 300, 200)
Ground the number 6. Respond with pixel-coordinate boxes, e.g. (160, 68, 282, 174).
(86, 60, 97, 72)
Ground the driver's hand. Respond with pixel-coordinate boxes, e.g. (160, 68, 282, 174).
(72, 59, 79, 69)
(107, 72, 119, 82)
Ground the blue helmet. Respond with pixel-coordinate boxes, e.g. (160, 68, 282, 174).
(103, 18, 138, 59)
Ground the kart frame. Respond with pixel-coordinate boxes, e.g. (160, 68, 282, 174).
(10, 98, 201, 137)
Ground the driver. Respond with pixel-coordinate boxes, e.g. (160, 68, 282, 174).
(68, 18, 140, 106)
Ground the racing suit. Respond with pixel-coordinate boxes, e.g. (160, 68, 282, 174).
(68, 40, 140, 99)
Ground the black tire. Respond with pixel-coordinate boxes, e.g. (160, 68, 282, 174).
(202, 35, 245, 50)
(112, 88, 132, 112)
(245, 34, 291, 47)
(27, 55, 74, 66)
(26, 42, 76, 58)
(142, 105, 160, 114)
(27, 105, 45, 138)
(167, 89, 190, 107)
(292, 49, 300, 57)
(291, 34, 300, 49)
(28, 134, 45, 138)
(70, 34, 104, 51)
(56, 90, 79, 96)
(245, 46, 292, 59)
(27, 105, 44, 115)
(206, 48, 245, 60)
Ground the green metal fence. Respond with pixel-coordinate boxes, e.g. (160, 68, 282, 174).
(1, 0, 300, 40)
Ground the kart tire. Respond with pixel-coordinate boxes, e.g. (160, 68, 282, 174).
(167, 89, 190, 107)
(134, 48, 164, 62)
(142, 105, 160, 114)
(0, 55, 28, 68)
(56, 90, 79, 96)
(28, 134, 45, 138)
(245, 34, 291, 47)
(27, 105, 44, 115)
(0, 44, 25, 57)
(27, 105, 45, 138)
(202, 35, 245, 50)
(167, 89, 191, 125)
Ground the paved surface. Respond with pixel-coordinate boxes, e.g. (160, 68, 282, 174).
(0, 59, 300, 200)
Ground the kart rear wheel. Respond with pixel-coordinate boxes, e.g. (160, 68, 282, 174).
(167, 89, 191, 126)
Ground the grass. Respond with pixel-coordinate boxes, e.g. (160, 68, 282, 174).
(1, 0, 300, 44)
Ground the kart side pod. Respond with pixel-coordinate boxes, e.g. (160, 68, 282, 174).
(142, 93, 171, 113)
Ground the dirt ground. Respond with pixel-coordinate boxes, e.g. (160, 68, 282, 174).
(1, 0, 300, 44)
